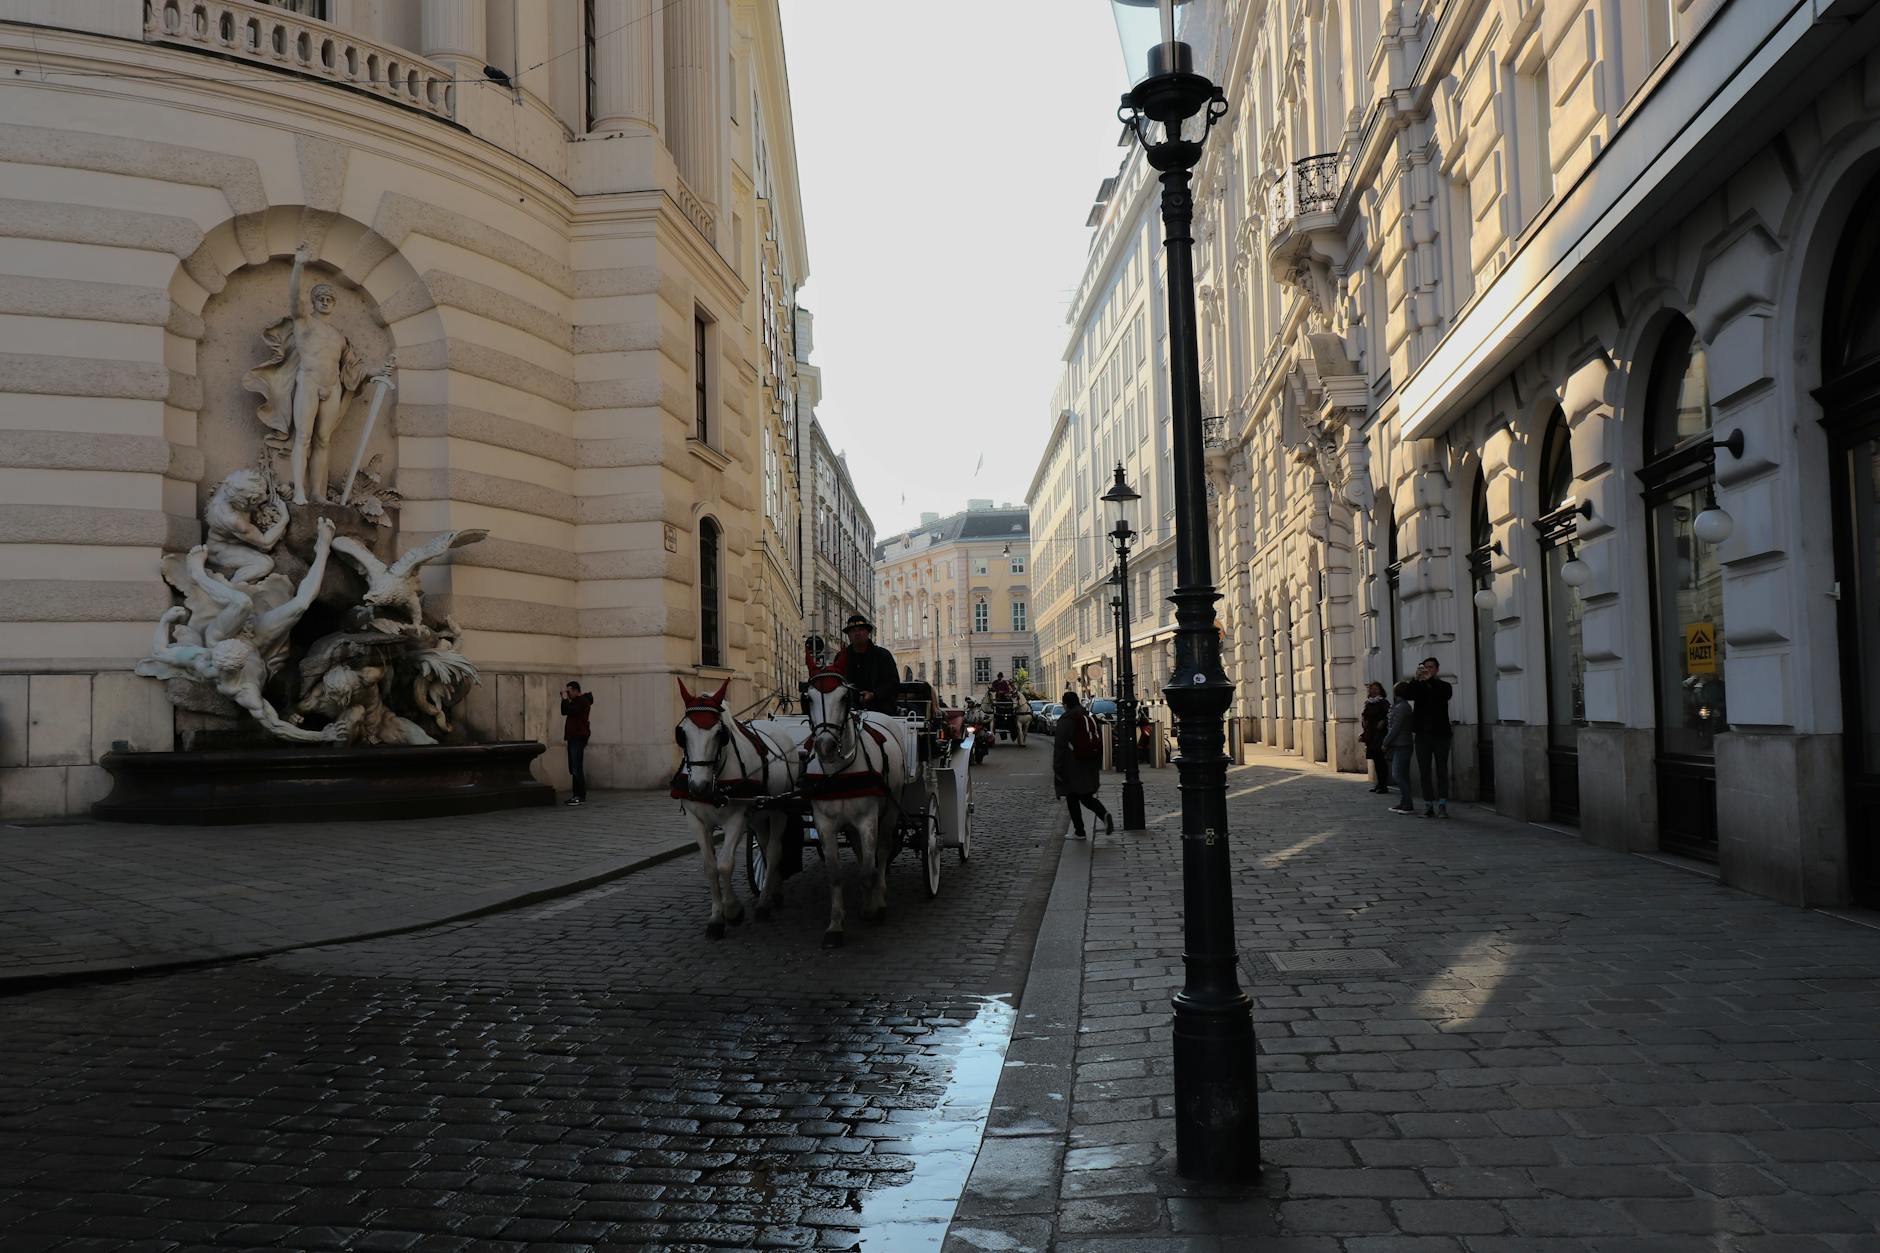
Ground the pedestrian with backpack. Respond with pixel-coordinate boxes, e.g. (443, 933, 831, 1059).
(1053, 690, 1113, 840)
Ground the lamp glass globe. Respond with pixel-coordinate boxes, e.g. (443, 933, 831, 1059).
(1560, 557, 1591, 588)
(1473, 587, 1498, 611)
(1692, 506, 1734, 545)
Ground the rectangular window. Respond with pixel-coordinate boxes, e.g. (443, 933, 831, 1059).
(1013, 656, 1028, 677)
(974, 601, 989, 632)
(1012, 601, 1027, 631)
(1511, 53, 1554, 230)
(974, 657, 991, 684)
(693, 312, 712, 443)
(974, 558, 989, 576)
(583, 0, 598, 130)
(1009, 556, 1026, 574)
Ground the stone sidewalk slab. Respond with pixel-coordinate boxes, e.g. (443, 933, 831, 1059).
(0, 789, 698, 988)
(956, 745, 1880, 1249)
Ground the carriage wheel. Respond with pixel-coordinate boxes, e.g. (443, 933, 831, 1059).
(957, 795, 972, 863)
(745, 827, 768, 898)
(921, 796, 942, 898)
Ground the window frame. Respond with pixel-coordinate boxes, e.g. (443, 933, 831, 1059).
(693, 310, 715, 446)
(698, 515, 723, 669)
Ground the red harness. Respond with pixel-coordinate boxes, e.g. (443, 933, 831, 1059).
(670, 714, 780, 802)
(806, 722, 893, 799)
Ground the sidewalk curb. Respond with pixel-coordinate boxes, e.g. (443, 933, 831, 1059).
(0, 836, 699, 997)
(943, 832, 1093, 1253)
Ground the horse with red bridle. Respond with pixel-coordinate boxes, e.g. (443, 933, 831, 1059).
(800, 655, 910, 948)
(671, 678, 798, 937)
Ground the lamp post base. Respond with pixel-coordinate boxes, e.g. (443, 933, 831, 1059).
(1172, 985, 1261, 1182)
(1121, 775, 1147, 831)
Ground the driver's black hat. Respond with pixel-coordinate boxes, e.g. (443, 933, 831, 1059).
(842, 612, 875, 634)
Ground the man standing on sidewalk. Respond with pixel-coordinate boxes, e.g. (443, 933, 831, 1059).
(560, 681, 593, 806)
(1408, 656, 1453, 818)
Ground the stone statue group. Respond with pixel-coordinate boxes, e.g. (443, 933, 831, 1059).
(138, 243, 486, 748)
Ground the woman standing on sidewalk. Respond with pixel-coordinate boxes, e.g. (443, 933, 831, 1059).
(1383, 681, 1417, 814)
(1053, 691, 1112, 840)
(1360, 681, 1390, 793)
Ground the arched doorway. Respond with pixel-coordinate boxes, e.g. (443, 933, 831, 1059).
(1815, 175, 1880, 905)
(1640, 316, 1726, 861)
(1536, 413, 1586, 822)
(1468, 470, 1498, 800)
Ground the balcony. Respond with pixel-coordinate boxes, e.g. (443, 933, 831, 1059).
(143, 0, 457, 123)
(1265, 150, 1348, 286)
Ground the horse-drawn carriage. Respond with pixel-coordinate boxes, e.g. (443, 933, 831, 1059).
(672, 663, 974, 947)
(989, 691, 1031, 745)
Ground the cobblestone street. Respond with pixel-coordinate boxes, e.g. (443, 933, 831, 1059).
(0, 749, 1066, 1251)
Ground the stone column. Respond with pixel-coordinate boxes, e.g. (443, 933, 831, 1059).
(590, 0, 662, 134)
(421, 0, 486, 69)
(663, 0, 719, 210)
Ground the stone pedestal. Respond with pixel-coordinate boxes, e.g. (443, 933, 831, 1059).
(1576, 727, 1656, 852)
(1715, 732, 1846, 906)
(91, 741, 554, 824)
(1491, 723, 1552, 821)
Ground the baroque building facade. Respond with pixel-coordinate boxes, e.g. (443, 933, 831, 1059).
(873, 505, 1032, 708)
(1182, 0, 1880, 908)
(801, 409, 876, 648)
(0, 0, 814, 814)
(1028, 147, 1181, 711)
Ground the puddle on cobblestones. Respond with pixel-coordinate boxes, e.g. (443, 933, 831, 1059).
(854, 993, 1016, 1251)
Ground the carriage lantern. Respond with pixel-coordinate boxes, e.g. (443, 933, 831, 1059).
(1100, 465, 1147, 833)
(1108, 0, 1259, 1184)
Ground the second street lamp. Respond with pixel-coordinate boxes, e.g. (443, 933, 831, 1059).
(1102, 463, 1148, 830)
(1109, 0, 1259, 1183)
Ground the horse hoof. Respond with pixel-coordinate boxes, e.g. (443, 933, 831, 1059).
(706, 920, 726, 940)
(822, 930, 845, 949)
(728, 909, 745, 927)
(754, 903, 771, 921)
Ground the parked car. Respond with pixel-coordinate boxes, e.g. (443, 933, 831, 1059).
(1029, 699, 1056, 734)
(1087, 697, 1119, 722)
(1041, 702, 1064, 733)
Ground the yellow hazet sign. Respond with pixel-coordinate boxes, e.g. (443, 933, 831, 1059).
(1685, 622, 1719, 674)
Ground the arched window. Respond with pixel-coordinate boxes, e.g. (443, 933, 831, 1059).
(1469, 470, 1498, 799)
(698, 516, 722, 668)
(1641, 316, 1726, 858)
(1819, 174, 1880, 903)
(1537, 413, 1583, 820)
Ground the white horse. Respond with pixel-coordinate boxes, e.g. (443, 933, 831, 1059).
(801, 667, 909, 948)
(672, 678, 798, 938)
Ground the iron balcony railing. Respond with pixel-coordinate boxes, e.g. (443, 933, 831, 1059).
(1267, 150, 1348, 236)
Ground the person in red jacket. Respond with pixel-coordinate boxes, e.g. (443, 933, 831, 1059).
(560, 681, 593, 806)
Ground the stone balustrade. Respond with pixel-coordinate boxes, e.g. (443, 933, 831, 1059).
(143, 0, 456, 123)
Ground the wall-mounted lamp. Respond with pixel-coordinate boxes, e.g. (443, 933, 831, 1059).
(1691, 428, 1746, 545)
(1471, 541, 1505, 610)
(1559, 543, 1591, 588)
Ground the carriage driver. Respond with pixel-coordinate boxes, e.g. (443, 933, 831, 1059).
(832, 612, 901, 716)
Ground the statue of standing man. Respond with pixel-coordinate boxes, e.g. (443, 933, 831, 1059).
(244, 243, 370, 505)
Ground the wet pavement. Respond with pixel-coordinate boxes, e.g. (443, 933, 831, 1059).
(0, 746, 1066, 1251)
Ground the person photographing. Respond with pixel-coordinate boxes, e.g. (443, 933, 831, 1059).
(560, 681, 593, 806)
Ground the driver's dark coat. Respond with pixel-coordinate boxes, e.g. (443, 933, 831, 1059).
(833, 642, 900, 715)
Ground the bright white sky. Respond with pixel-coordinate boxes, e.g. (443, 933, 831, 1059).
(778, 1, 1130, 540)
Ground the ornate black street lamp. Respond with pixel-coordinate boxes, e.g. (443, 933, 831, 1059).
(1109, 0, 1258, 1182)
(1101, 464, 1148, 830)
